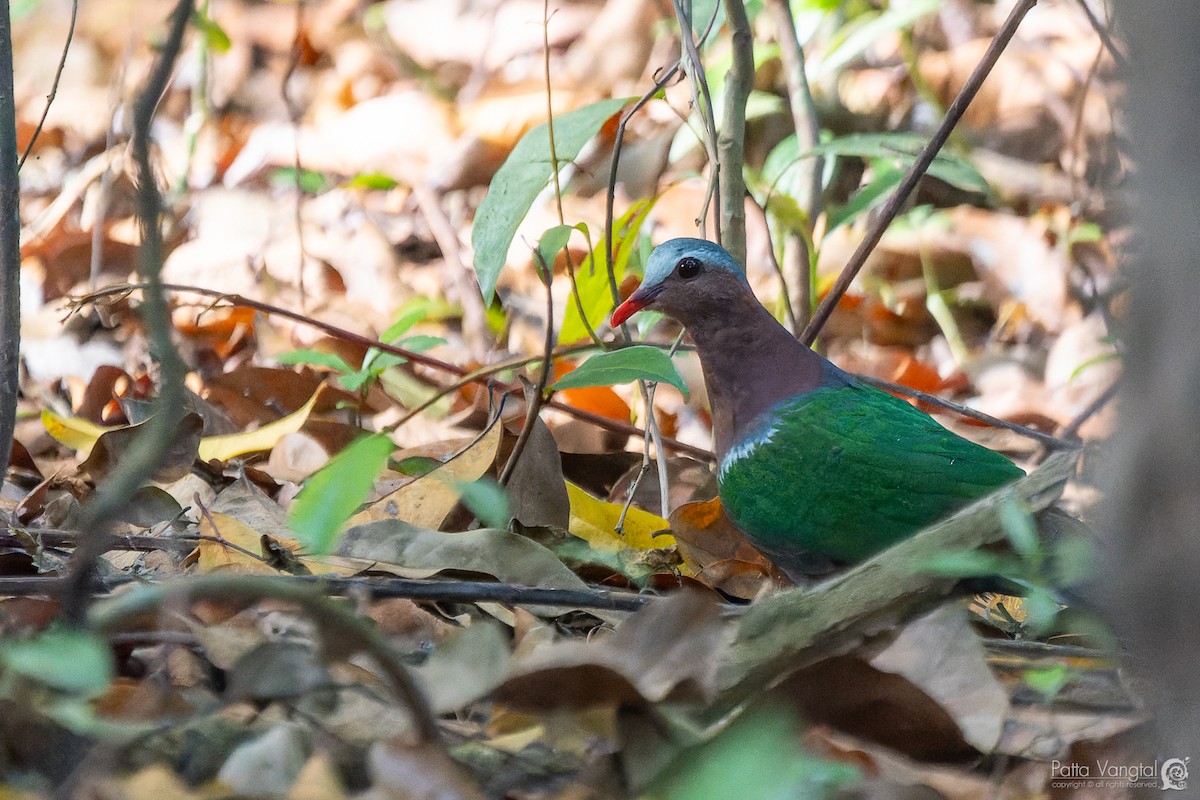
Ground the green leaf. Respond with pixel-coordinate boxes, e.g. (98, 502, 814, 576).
(537, 224, 575, 274)
(1023, 664, 1072, 699)
(999, 496, 1039, 561)
(289, 434, 395, 553)
(271, 167, 328, 194)
(455, 477, 511, 528)
(920, 549, 1018, 578)
(1067, 220, 1104, 245)
(395, 334, 445, 353)
(815, 0, 940, 79)
(552, 346, 689, 398)
(192, 9, 232, 53)
(396, 456, 442, 477)
(650, 707, 860, 800)
(805, 132, 989, 194)
(558, 200, 656, 345)
(276, 349, 356, 374)
(345, 172, 399, 190)
(381, 299, 437, 343)
(1, 625, 114, 696)
(827, 164, 905, 232)
(471, 98, 632, 303)
(337, 369, 378, 392)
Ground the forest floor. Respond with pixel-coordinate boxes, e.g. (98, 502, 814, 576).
(1, 1, 1144, 798)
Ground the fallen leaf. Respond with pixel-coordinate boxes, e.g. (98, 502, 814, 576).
(349, 415, 502, 530)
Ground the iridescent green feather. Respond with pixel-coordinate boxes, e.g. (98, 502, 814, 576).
(717, 384, 1024, 564)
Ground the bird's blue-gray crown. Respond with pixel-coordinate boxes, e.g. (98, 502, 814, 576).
(642, 238, 750, 287)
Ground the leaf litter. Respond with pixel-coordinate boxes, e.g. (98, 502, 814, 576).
(0, 0, 1140, 797)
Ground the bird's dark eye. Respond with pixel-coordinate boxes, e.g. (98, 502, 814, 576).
(676, 257, 701, 279)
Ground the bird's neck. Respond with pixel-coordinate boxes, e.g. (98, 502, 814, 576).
(690, 296, 835, 460)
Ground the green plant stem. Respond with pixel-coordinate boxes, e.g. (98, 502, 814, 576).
(86, 574, 444, 745)
(717, 0, 754, 264)
(61, 0, 195, 624)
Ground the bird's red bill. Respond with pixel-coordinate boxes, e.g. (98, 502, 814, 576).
(610, 296, 648, 327)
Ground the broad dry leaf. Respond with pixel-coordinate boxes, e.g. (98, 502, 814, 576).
(494, 589, 727, 710)
(198, 387, 325, 462)
(869, 603, 1009, 753)
(565, 480, 675, 552)
(197, 510, 288, 574)
(669, 498, 780, 596)
(41, 407, 113, 458)
(349, 416, 502, 529)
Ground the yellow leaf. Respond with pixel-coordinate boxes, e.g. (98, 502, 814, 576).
(198, 387, 324, 462)
(41, 409, 115, 458)
(349, 417, 503, 530)
(43, 387, 326, 464)
(197, 511, 290, 574)
(565, 481, 675, 552)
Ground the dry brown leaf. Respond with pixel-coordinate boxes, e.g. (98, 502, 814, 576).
(350, 416, 502, 529)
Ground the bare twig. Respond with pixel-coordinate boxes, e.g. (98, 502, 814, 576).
(765, 0, 822, 335)
(603, 62, 681, 281)
(60, 0, 195, 623)
(1052, 379, 1119, 444)
(765, 0, 822, 226)
(674, 0, 722, 242)
(87, 575, 444, 746)
(0, 573, 654, 612)
(498, 254, 554, 486)
(0, 0, 21, 491)
(748, 195, 799, 331)
(801, 0, 1039, 346)
(0, 528, 195, 554)
(178, 0, 210, 190)
(73, 282, 718, 461)
(1074, 0, 1127, 69)
(282, 0, 308, 306)
(17, 0, 78, 170)
(858, 374, 1072, 450)
(410, 183, 490, 357)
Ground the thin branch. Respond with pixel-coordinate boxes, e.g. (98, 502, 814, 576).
(748, 194, 799, 331)
(1051, 379, 1118, 444)
(1073, 0, 1127, 69)
(800, 0, 1039, 346)
(765, 0, 822, 225)
(0, 527, 196, 554)
(858, 374, 1072, 450)
(410, 182, 490, 357)
(72, 282, 717, 461)
(498, 253, 554, 486)
(0, 0, 21, 492)
(562, 232, 607, 349)
(87, 575, 445, 746)
(282, 0, 308, 307)
(603, 62, 681, 284)
(60, 0, 195, 624)
(765, 0, 821, 335)
(0, 573, 653, 612)
(674, 0, 722, 242)
(178, 0, 210, 191)
(17, 0, 78, 170)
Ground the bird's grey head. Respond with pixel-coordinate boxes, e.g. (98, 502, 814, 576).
(610, 238, 750, 327)
(641, 238, 749, 288)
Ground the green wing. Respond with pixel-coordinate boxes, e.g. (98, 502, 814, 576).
(717, 384, 1023, 563)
